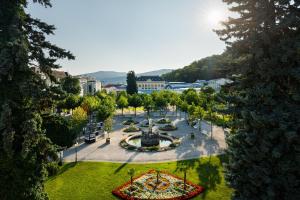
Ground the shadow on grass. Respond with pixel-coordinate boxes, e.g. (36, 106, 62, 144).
(48, 162, 77, 181)
(114, 152, 138, 174)
(175, 155, 227, 199)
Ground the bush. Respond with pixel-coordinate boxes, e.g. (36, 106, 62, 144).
(123, 118, 139, 125)
(156, 118, 171, 124)
(123, 124, 140, 132)
(42, 114, 76, 148)
(46, 162, 59, 176)
(159, 124, 177, 131)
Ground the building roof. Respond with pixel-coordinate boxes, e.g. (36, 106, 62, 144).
(52, 70, 69, 79)
(136, 76, 164, 82)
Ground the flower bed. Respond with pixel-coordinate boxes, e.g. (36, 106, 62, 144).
(123, 124, 140, 132)
(159, 124, 177, 131)
(123, 119, 139, 125)
(112, 170, 204, 200)
(156, 118, 171, 124)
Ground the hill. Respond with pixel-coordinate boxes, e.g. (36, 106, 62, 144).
(81, 69, 173, 84)
(161, 54, 231, 82)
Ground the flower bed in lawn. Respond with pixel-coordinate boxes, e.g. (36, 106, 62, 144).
(156, 118, 171, 124)
(123, 119, 139, 125)
(159, 124, 177, 131)
(112, 170, 204, 200)
(123, 124, 141, 132)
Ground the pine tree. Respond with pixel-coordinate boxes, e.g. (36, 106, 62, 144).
(126, 70, 138, 95)
(216, 1, 300, 199)
(0, 0, 74, 199)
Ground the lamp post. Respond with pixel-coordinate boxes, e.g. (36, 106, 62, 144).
(75, 141, 78, 163)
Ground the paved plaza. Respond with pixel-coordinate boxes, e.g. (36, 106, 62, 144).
(63, 114, 227, 163)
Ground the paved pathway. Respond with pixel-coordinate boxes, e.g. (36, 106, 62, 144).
(63, 114, 227, 163)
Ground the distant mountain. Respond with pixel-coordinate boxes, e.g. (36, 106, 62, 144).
(81, 69, 173, 85)
(82, 71, 126, 81)
(138, 69, 173, 76)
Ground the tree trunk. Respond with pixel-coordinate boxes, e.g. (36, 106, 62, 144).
(184, 171, 187, 190)
(211, 121, 213, 140)
(122, 108, 124, 116)
(135, 107, 137, 117)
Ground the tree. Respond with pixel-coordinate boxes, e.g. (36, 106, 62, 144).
(116, 95, 128, 116)
(63, 94, 80, 112)
(0, 1, 74, 199)
(169, 92, 180, 116)
(81, 96, 100, 115)
(97, 97, 115, 122)
(127, 168, 135, 189)
(71, 106, 88, 135)
(142, 94, 154, 117)
(179, 101, 189, 119)
(61, 76, 81, 95)
(42, 114, 76, 148)
(216, 1, 300, 199)
(153, 92, 168, 116)
(128, 94, 142, 117)
(183, 89, 201, 106)
(126, 71, 138, 95)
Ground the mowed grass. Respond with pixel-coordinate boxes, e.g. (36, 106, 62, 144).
(45, 155, 233, 200)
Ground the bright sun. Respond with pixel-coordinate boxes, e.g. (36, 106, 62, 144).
(206, 10, 225, 27)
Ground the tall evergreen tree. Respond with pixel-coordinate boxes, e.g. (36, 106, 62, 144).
(126, 70, 138, 95)
(216, 1, 300, 199)
(0, 0, 74, 199)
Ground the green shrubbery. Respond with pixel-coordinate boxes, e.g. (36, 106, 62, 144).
(159, 124, 177, 131)
(123, 118, 139, 125)
(123, 124, 140, 132)
(46, 162, 60, 176)
(42, 114, 76, 148)
(156, 118, 171, 124)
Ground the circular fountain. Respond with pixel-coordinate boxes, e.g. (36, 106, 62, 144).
(120, 119, 180, 151)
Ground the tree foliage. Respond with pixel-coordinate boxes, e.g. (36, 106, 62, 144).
(0, 0, 74, 199)
(128, 94, 143, 116)
(42, 114, 76, 148)
(162, 54, 230, 82)
(216, 0, 300, 199)
(97, 96, 115, 122)
(61, 76, 81, 95)
(126, 71, 138, 95)
(116, 95, 128, 116)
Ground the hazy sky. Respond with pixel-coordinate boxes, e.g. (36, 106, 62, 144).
(28, 0, 230, 75)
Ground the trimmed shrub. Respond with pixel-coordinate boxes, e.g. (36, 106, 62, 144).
(159, 124, 177, 131)
(123, 118, 139, 125)
(123, 124, 140, 132)
(156, 118, 171, 124)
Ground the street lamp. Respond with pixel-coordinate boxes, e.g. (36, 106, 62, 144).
(75, 141, 79, 163)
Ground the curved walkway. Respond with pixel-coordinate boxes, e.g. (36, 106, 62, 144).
(63, 115, 227, 163)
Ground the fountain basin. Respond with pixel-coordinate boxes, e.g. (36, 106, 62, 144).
(120, 134, 180, 152)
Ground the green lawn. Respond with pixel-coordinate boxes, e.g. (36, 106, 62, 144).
(46, 155, 233, 200)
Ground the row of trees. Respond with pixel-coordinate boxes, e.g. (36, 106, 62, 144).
(115, 88, 229, 128)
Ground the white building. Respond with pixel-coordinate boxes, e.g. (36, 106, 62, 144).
(136, 76, 166, 94)
(77, 76, 102, 96)
(206, 78, 233, 91)
(31, 67, 69, 86)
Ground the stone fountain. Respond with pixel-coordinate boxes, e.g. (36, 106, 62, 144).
(141, 118, 160, 147)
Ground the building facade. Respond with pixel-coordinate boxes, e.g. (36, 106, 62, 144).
(77, 76, 102, 96)
(136, 76, 166, 94)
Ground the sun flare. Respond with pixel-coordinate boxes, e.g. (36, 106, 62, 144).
(206, 10, 225, 26)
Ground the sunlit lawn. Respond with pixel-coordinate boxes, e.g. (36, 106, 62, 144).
(46, 155, 233, 200)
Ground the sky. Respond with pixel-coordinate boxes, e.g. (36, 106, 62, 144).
(28, 0, 230, 75)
